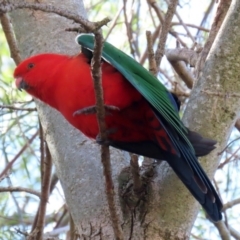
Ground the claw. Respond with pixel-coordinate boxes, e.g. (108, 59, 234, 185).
(96, 135, 111, 145)
(73, 105, 120, 117)
(73, 106, 97, 116)
(96, 128, 118, 145)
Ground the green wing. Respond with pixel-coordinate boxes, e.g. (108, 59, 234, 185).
(76, 35, 224, 222)
(76, 34, 193, 153)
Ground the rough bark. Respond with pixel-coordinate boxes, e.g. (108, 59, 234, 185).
(8, 0, 240, 239)
(183, 0, 240, 171)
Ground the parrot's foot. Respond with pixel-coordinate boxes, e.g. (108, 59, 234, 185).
(96, 135, 110, 145)
(96, 128, 117, 145)
(73, 105, 119, 116)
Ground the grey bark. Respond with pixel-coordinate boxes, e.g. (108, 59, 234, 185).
(184, 0, 240, 173)
(8, 0, 240, 239)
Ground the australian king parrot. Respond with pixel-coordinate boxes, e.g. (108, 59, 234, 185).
(14, 34, 222, 221)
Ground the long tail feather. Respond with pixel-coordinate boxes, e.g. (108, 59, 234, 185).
(153, 109, 222, 222)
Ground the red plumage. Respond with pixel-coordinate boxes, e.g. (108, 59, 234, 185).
(13, 51, 222, 221)
(14, 53, 174, 153)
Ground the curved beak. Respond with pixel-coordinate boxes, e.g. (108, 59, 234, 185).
(15, 77, 29, 91)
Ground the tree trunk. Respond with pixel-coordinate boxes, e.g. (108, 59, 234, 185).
(9, 0, 240, 239)
(183, 0, 240, 177)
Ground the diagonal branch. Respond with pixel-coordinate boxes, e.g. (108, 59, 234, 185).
(0, 13, 21, 65)
(214, 221, 231, 240)
(195, 0, 231, 78)
(222, 198, 240, 211)
(0, 131, 39, 180)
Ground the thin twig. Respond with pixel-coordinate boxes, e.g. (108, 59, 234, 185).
(0, 131, 39, 180)
(53, 204, 68, 229)
(123, 0, 136, 57)
(174, 10, 195, 43)
(166, 0, 195, 42)
(15, 228, 29, 237)
(0, 187, 41, 198)
(105, 6, 123, 40)
(169, 30, 188, 48)
(196, 0, 215, 37)
(155, 0, 178, 67)
(171, 22, 210, 32)
(217, 137, 240, 155)
(218, 146, 240, 169)
(0, 1, 111, 33)
(147, 0, 164, 24)
(91, 31, 124, 240)
(0, 104, 37, 111)
(222, 198, 240, 211)
(148, 2, 157, 28)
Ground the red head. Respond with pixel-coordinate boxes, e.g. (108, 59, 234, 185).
(14, 53, 69, 99)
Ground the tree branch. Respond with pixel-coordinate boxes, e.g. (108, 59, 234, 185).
(222, 198, 240, 211)
(155, 0, 178, 67)
(146, 31, 157, 75)
(165, 48, 199, 88)
(0, 1, 110, 33)
(91, 31, 124, 240)
(0, 104, 37, 111)
(214, 221, 231, 240)
(195, 0, 231, 78)
(229, 226, 240, 240)
(0, 13, 21, 64)
(0, 131, 39, 180)
(0, 187, 41, 198)
(29, 143, 52, 240)
(147, 0, 164, 24)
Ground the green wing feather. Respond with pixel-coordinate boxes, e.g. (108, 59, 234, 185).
(76, 35, 224, 222)
(76, 34, 194, 153)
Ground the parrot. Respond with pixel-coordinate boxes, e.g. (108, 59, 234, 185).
(14, 34, 222, 221)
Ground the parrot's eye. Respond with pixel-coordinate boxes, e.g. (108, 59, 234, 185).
(27, 63, 35, 69)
